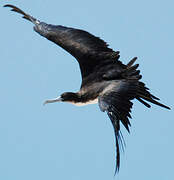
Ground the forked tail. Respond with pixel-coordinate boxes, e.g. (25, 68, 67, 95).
(136, 81, 170, 109)
(126, 57, 171, 110)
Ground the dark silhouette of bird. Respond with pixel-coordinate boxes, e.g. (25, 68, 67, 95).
(4, 4, 170, 174)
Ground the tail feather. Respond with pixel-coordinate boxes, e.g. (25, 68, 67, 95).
(126, 57, 170, 110)
(137, 94, 170, 110)
(136, 97, 151, 108)
(137, 82, 170, 109)
(4, 4, 39, 25)
(138, 82, 160, 100)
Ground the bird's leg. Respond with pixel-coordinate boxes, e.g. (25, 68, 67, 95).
(43, 96, 62, 105)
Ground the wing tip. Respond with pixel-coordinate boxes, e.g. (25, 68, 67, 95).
(3, 4, 11, 8)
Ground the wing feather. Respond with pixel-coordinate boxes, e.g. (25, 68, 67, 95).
(98, 79, 138, 173)
(41, 25, 120, 77)
(4, 4, 120, 78)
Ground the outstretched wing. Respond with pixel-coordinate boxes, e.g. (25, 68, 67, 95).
(39, 25, 120, 78)
(98, 79, 138, 173)
(4, 4, 120, 78)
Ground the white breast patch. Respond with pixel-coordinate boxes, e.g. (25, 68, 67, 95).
(71, 98, 98, 106)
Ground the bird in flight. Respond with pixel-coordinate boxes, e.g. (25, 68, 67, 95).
(4, 4, 170, 174)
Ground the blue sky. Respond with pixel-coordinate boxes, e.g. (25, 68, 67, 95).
(1, 0, 173, 179)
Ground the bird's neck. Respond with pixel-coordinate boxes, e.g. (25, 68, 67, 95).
(64, 92, 98, 106)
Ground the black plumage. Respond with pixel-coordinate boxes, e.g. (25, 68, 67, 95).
(4, 4, 171, 174)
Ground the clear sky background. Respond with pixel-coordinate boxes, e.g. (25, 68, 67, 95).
(1, 0, 173, 179)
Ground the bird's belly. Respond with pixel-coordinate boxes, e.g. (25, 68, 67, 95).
(71, 98, 98, 106)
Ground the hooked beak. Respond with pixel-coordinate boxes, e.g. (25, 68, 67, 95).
(43, 96, 63, 105)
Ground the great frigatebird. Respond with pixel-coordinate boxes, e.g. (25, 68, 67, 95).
(4, 4, 171, 174)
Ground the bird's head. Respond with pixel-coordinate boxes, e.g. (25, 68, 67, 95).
(60, 92, 79, 102)
(43, 92, 79, 105)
